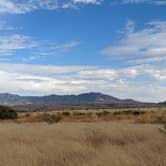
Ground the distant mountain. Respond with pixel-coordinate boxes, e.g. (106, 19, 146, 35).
(158, 101, 166, 106)
(0, 92, 143, 107)
(0, 93, 22, 105)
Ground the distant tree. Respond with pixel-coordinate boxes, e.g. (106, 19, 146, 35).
(0, 106, 18, 120)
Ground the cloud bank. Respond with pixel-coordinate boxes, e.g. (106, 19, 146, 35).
(0, 63, 165, 102)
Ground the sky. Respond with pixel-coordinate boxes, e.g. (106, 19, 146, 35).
(0, 0, 165, 102)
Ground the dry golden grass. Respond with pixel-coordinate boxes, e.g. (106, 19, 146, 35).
(17, 107, 166, 124)
(0, 121, 165, 166)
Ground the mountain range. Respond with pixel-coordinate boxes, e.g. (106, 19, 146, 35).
(0, 92, 165, 112)
(0, 92, 155, 107)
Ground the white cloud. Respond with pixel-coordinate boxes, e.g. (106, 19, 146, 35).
(1, 0, 166, 14)
(102, 21, 166, 66)
(23, 40, 80, 61)
(0, 0, 165, 14)
(0, 33, 79, 58)
(0, 34, 37, 56)
(42, 41, 80, 55)
(114, 0, 166, 5)
(0, 21, 15, 30)
(73, 0, 103, 4)
(0, 63, 165, 102)
(0, 0, 103, 14)
(0, 0, 24, 14)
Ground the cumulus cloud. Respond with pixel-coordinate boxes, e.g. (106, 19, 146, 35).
(102, 21, 166, 66)
(0, 63, 165, 102)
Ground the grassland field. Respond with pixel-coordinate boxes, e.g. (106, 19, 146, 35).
(0, 107, 165, 166)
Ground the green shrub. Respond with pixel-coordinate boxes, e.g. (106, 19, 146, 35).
(0, 106, 18, 120)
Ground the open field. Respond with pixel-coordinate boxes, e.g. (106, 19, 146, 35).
(0, 121, 166, 166)
(0, 107, 166, 166)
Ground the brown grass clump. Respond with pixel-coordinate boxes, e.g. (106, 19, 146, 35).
(136, 112, 166, 124)
(17, 112, 63, 123)
(159, 123, 166, 135)
(38, 112, 63, 124)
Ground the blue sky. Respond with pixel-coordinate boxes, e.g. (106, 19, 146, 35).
(0, 0, 165, 102)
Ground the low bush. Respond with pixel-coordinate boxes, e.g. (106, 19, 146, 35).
(113, 110, 145, 116)
(62, 111, 71, 116)
(39, 113, 62, 124)
(0, 106, 18, 120)
(73, 112, 85, 116)
(86, 112, 93, 116)
(96, 111, 110, 117)
(24, 113, 31, 118)
(132, 111, 145, 115)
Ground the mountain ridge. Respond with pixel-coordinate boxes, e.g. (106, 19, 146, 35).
(0, 92, 147, 106)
